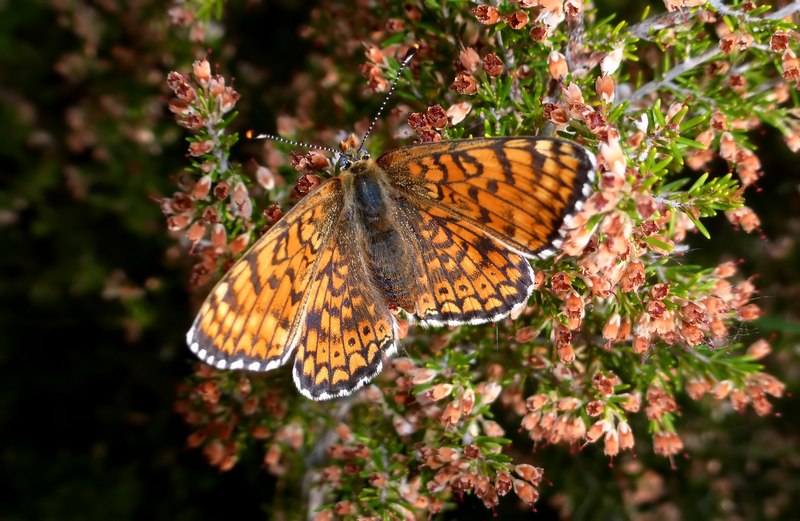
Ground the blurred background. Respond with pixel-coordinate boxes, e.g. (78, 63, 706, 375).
(1, 1, 798, 520)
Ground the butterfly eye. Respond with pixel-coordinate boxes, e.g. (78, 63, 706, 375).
(337, 155, 352, 171)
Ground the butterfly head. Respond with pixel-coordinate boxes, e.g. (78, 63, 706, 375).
(337, 134, 370, 171)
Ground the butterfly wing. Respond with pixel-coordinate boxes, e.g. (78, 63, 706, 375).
(292, 215, 396, 400)
(393, 197, 534, 326)
(187, 179, 345, 372)
(378, 137, 596, 259)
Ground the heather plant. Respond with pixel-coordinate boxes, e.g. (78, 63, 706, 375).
(164, 1, 798, 519)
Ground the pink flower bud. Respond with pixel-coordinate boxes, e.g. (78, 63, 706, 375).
(211, 223, 227, 250)
(459, 47, 481, 72)
(186, 221, 206, 243)
(596, 75, 615, 103)
(228, 232, 251, 255)
(547, 51, 568, 81)
(600, 47, 623, 76)
(193, 59, 211, 88)
(193, 175, 212, 200)
(446, 102, 472, 125)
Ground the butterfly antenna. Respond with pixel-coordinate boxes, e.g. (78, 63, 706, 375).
(358, 43, 419, 153)
(245, 130, 339, 155)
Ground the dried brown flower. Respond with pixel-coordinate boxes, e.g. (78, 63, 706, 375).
(451, 71, 479, 94)
(426, 104, 449, 129)
(472, 4, 500, 25)
(504, 11, 529, 30)
(770, 31, 789, 51)
(482, 53, 504, 77)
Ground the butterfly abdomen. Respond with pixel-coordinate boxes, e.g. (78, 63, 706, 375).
(352, 168, 416, 311)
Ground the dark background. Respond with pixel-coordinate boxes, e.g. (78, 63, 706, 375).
(1, 1, 798, 520)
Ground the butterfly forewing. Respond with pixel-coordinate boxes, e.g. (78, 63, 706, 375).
(379, 137, 596, 259)
(292, 224, 396, 400)
(187, 179, 344, 371)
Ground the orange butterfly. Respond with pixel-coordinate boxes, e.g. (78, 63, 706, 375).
(187, 137, 595, 400)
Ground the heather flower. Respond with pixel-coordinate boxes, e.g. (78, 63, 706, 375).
(186, 221, 206, 244)
(210, 223, 226, 250)
(290, 150, 329, 175)
(228, 232, 250, 255)
(189, 140, 214, 156)
(548, 51, 568, 81)
(482, 53, 504, 77)
(782, 50, 800, 81)
(653, 432, 684, 457)
(725, 206, 761, 232)
(504, 11, 529, 30)
(459, 47, 481, 73)
(535, 0, 566, 30)
(543, 103, 569, 126)
(601, 47, 623, 75)
(513, 479, 539, 503)
(472, 5, 500, 25)
(586, 400, 604, 417)
(213, 181, 230, 200)
(167, 213, 191, 231)
(446, 102, 471, 125)
(423, 383, 453, 402)
(426, 104, 449, 129)
(193, 59, 211, 87)
(596, 75, 615, 103)
(293, 174, 322, 197)
(529, 23, 548, 42)
(586, 419, 608, 442)
(451, 71, 478, 94)
(746, 339, 771, 359)
(384, 18, 404, 33)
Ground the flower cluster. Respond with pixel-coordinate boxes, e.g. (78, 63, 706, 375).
(163, 60, 262, 286)
(361, 43, 420, 93)
(305, 356, 547, 516)
(175, 366, 293, 472)
(406, 104, 449, 142)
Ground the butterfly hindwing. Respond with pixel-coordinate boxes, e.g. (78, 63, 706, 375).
(292, 220, 396, 400)
(379, 137, 596, 259)
(187, 179, 344, 372)
(393, 196, 534, 326)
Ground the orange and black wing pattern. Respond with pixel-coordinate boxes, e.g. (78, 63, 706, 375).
(187, 179, 344, 373)
(292, 223, 396, 400)
(378, 137, 596, 259)
(393, 197, 534, 326)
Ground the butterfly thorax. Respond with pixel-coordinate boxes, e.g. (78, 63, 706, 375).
(344, 159, 416, 312)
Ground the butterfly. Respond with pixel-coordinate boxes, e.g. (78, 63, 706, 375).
(187, 137, 596, 400)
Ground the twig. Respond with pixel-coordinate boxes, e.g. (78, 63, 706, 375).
(662, 81, 716, 107)
(768, 0, 800, 20)
(565, 11, 586, 72)
(629, 11, 697, 40)
(629, 49, 720, 104)
(631, 0, 800, 40)
(629, 0, 800, 105)
(302, 399, 354, 520)
(708, 0, 760, 23)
